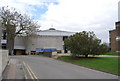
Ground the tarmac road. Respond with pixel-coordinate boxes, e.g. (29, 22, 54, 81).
(10, 55, 118, 79)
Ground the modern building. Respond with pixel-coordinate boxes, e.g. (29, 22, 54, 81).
(14, 28, 75, 55)
(109, 1, 120, 52)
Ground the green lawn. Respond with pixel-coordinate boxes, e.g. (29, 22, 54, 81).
(58, 56, 119, 75)
(100, 52, 120, 56)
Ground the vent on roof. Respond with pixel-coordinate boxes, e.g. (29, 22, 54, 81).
(49, 28, 56, 30)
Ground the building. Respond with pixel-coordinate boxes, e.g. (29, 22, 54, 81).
(109, 22, 120, 52)
(14, 28, 75, 55)
(0, 27, 75, 55)
(109, 29, 116, 51)
(0, 25, 7, 50)
(116, 21, 120, 52)
(109, 1, 120, 52)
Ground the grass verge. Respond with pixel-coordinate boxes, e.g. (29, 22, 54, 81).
(100, 52, 120, 56)
(57, 56, 119, 75)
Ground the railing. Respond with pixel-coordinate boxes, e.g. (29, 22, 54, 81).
(0, 50, 8, 81)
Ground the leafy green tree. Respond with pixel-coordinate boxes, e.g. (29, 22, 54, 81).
(0, 6, 40, 55)
(64, 31, 108, 57)
(98, 43, 109, 54)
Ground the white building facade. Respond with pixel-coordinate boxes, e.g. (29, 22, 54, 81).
(14, 28, 75, 55)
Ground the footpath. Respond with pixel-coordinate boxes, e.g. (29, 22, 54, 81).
(2, 58, 25, 79)
(56, 53, 120, 57)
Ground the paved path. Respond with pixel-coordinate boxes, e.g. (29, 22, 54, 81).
(10, 55, 118, 79)
(2, 58, 25, 79)
(57, 53, 120, 57)
(96, 55, 120, 57)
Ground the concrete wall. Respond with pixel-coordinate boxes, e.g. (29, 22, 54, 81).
(2, 50, 8, 71)
(26, 35, 64, 53)
(0, 50, 2, 80)
(0, 50, 8, 80)
(14, 36, 26, 49)
(0, 23, 2, 49)
(14, 35, 69, 54)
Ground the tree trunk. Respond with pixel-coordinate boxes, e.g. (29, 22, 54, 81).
(7, 36, 14, 55)
(6, 26, 15, 55)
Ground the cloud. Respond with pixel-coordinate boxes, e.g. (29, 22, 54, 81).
(0, 0, 119, 43)
(39, 0, 119, 43)
(0, 0, 58, 16)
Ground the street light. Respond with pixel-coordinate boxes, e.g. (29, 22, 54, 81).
(116, 37, 120, 41)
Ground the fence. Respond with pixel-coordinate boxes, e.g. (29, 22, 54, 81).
(0, 50, 8, 81)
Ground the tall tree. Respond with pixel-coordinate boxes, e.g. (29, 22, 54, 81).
(64, 31, 108, 57)
(0, 6, 40, 55)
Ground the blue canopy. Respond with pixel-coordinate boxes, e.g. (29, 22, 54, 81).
(36, 48, 44, 52)
(36, 48, 56, 52)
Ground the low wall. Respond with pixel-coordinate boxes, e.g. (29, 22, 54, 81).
(43, 52, 52, 57)
(40, 51, 57, 57)
(0, 50, 8, 80)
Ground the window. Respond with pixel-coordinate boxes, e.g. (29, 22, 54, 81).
(116, 37, 120, 41)
(2, 30, 7, 39)
(63, 36, 68, 41)
(31, 51, 36, 55)
(2, 43, 7, 49)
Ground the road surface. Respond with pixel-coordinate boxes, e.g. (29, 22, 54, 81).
(9, 55, 118, 79)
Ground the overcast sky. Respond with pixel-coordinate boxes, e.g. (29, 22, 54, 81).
(0, 0, 119, 43)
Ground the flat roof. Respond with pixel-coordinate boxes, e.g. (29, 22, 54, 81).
(36, 29, 75, 36)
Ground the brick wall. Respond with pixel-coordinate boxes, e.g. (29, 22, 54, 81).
(109, 30, 117, 51)
(116, 21, 120, 52)
(110, 21, 120, 52)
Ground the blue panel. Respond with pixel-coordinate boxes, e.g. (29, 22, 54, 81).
(44, 48, 57, 52)
(36, 48, 57, 52)
(36, 48, 44, 52)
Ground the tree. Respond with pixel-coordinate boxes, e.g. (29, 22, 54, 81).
(64, 31, 108, 58)
(98, 43, 109, 54)
(0, 6, 40, 55)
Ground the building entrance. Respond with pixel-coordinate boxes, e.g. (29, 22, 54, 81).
(14, 49, 26, 55)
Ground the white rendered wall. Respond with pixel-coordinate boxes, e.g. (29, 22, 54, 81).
(0, 23, 2, 49)
(14, 36, 26, 49)
(26, 35, 64, 53)
(0, 50, 8, 80)
(0, 50, 2, 80)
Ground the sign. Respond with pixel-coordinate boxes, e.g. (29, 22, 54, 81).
(1, 40, 7, 43)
